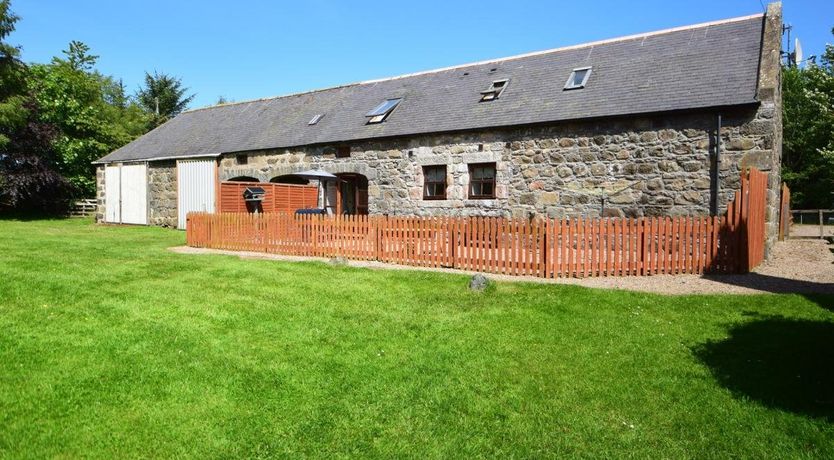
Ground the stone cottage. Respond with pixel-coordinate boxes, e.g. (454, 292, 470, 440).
(94, 4, 783, 248)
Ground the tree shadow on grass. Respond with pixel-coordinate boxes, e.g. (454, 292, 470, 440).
(700, 272, 834, 298)
(694, 316, 834, 420)
(698, 272, 834, 314)
(0, 210, 73, 221)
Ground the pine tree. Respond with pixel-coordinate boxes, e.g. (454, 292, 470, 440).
(136, 71, 196, 127)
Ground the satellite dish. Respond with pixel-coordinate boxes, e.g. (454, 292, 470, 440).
(794, 38, 804, 66)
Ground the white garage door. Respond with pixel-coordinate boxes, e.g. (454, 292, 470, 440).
(120, 164, 148, 224)
(104, 166, 121, 223)
(104, 163, 147, 225)
(177, 159, 216, 229)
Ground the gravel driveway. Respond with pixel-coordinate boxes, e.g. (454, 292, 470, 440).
(555, 238, 834, 295)
(172, 239, 834, 295)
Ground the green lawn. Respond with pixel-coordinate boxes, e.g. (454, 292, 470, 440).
(0, 218, 832, 458)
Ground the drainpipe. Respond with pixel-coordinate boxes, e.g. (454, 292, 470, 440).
(711, 113, 722, 216)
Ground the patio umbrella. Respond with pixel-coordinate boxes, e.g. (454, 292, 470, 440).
(291, 169, 341, 213)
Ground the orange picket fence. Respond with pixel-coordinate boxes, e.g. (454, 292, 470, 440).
(187, 169, 769, 277)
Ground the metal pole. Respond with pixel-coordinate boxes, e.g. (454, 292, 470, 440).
(318, 180, 323, 211)
(712, 113, 722, 216)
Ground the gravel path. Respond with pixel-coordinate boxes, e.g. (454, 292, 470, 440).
(170, 239, 834, 295)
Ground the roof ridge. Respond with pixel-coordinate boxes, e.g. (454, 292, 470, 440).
(183, 12, 763, 114)
(186, 82, 363, 113)
(357, 12, 764, 84)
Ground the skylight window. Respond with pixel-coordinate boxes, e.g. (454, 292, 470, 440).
(308, 113, 324, 125)
(564, 67, 592, 90)
(480, 79, 508, 102)
(366, 98, 402, 123)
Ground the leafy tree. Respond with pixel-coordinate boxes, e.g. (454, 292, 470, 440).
(0, 0, 70, 211)
(28, 41, 150, 196)
(29, 52, 111, 194)
(782, 28, 834, 209)
(0, 0, 26, 149)
(2, 2, 151, 208)
(136, 71, 195, 127)
(0, 99, 71, 211)
(63, 40, 98, 72)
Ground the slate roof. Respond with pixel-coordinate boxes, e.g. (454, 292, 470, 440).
(95, 13, 765, 164)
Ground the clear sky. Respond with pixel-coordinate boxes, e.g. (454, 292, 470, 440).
(8, 0, 833, 109)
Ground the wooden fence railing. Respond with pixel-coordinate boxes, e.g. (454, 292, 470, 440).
(187, 169, 769, 277)
(70, 199, 97, 217)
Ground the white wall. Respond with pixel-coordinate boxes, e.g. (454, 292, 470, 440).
(177, 159, 216, 229)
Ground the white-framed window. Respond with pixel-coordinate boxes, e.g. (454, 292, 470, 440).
(480, 79, 509, 102)
(564, 67, 592, 90)
(366, 98, 402, 124)
(308, 113, 325, 125)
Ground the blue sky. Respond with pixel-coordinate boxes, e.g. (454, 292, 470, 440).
(9, 1, 833, 109)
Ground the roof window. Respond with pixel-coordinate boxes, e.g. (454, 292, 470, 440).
(308, 113, 324, 125)
(564, 67, 592, 90)
(366, 98, 402, 124)
(480, 79, 508, 102)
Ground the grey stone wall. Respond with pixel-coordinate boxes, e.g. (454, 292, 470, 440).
(148, 161, 177, 227)
(95, 166, 105, 222)
(220, 105, 775, 221)
(757, 2, 783, 255)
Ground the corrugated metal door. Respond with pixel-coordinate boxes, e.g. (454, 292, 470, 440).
(177, 159, 216, 229)
(120, 164, 148, 224)
(104, 165, 121, 223)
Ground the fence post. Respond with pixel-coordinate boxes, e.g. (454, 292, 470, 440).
(450, 218, 457, 269)
(261, 214, 267, 253)
(820, 209, 825, 239)
(375, 215, 383, 262)
(312, 214, 318, 257)
(541, 218, 549, 278)
(640, 218, 647, 276)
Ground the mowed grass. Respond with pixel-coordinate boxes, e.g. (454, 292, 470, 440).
(0, 218, 832, 458)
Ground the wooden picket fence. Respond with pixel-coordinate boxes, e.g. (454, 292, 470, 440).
(187, 169, 769, 277)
